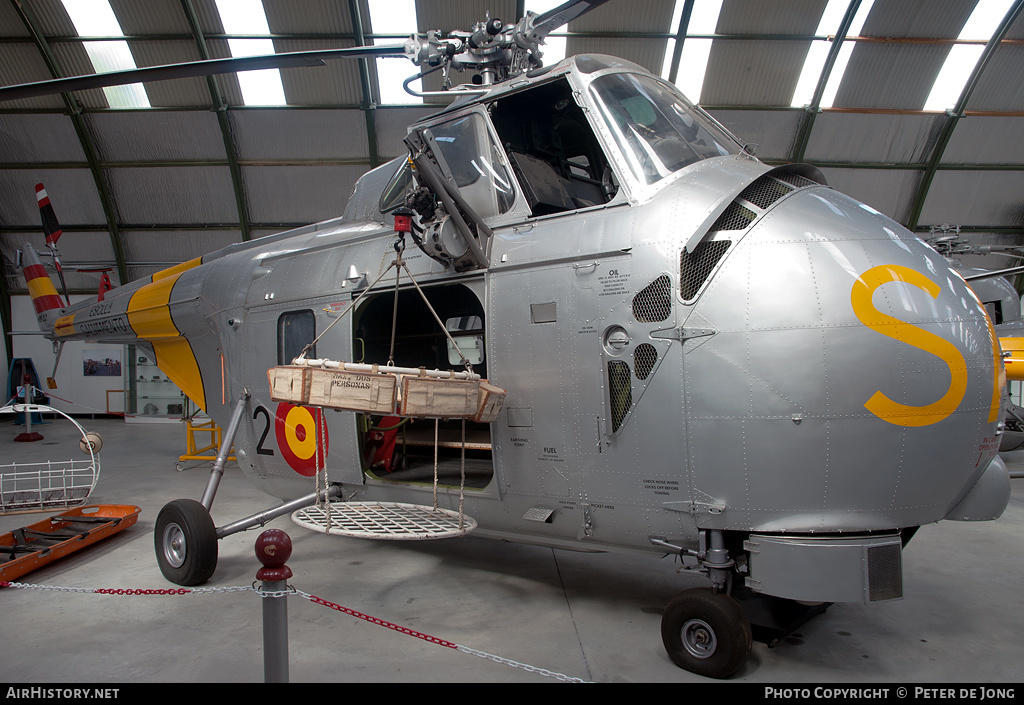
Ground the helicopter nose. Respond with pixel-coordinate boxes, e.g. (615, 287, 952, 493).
(682, 184, 1003, 533)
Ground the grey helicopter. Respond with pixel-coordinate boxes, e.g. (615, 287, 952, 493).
(5, 0, 1013, 679)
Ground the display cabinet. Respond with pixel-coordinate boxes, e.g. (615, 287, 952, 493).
(125, 345, 184, 422)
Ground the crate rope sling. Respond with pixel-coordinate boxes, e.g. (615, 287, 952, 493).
(285, 230, 498, 539)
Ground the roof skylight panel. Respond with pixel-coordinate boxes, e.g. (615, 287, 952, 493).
(923, 0, 1014, 111)
(659, 0, 685, 80)
(789, 0, 874, 109)
(790, 0, 853, 108)
(368, 0, 421, 105)
(61, 0, 150, 108)
(214, 0, 287, 106)
(666, 0, 722, 103)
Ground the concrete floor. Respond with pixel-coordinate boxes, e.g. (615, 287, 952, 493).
(1, 413, 1022, 684)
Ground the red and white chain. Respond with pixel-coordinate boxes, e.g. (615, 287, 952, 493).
(0, 580, 589, 683)
(0, 579, 250, 596)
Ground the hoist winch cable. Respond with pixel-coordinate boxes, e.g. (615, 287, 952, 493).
(287, 221, 480, 540)
(296, 227, 474, 374)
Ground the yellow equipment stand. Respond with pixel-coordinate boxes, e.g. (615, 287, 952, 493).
(178, 402, 235, 471)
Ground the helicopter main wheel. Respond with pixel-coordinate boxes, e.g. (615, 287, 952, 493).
(155, 498, 218, 586)
(661, 587, 752, 679)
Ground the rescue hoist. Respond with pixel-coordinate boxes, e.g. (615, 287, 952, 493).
(271, 214, 507, 539)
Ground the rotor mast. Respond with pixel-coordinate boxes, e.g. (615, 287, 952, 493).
(402, 0, 613, 88)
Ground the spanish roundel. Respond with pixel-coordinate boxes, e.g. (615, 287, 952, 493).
(274, 402, 329, 476)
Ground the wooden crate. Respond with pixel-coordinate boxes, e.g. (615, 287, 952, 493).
(267, 365, 312, 404)
(473, 381, 506, 423)
(308, 367, 397, 413)
(399, 375, 480, 419)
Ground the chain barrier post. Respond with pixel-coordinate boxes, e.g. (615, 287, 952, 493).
(14, 381, 44, 442)
(255, 529, 293, 683)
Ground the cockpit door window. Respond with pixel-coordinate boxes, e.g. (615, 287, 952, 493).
(424, 113, 516, 218)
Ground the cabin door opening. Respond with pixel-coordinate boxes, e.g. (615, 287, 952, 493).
(353, 282, 493, 489)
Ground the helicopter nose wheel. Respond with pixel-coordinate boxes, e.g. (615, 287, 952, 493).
(661, 588, 752, 679)
(155, 498, 218, 586)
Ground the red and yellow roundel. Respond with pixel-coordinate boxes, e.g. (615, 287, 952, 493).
(274, 402, 329, 476)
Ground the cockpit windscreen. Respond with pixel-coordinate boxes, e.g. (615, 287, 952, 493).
(590, 73, 742, 186)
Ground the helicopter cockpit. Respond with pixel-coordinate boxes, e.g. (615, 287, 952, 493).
(489, 75, 616, 216)
(373, 54, 749, 229)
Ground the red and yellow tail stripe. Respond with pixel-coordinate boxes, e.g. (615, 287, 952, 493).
(22, 249, 65, 315)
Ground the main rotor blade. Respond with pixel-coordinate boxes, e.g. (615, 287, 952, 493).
(0, 44, 407, 103)
(963, 265, 1024, 281)
(528, 0, 614, 41)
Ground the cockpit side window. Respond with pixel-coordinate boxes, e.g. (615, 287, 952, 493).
(489, 78, 617, 217)
(590, 72, 742, 185)
(379, 159, 414, 214)
(425, 113, 516, 218)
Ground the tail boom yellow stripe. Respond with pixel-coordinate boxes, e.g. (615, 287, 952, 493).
(127, 265, 206, 410)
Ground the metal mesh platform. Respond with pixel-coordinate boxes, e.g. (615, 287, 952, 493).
(291, 501, 476, 540)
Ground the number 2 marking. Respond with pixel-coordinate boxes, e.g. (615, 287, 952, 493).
(254, 406, 274, 455)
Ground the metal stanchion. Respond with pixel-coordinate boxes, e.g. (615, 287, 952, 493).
(255, 529, 292, 683)
(14, 382, 43, 442)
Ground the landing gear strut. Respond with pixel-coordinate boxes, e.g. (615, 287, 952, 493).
(653, 530, 752, 678)
(154, 484, 344, 585)
(154, 391, 342, 586)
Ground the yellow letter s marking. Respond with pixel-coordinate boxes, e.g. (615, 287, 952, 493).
(851, 265, 967, 427)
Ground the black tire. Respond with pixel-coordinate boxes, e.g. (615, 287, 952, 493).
(154, 498, 218, 586)
(661, 588, 752, 679)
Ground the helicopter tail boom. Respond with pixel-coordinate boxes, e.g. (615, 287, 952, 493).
(20, 244, 208, 410)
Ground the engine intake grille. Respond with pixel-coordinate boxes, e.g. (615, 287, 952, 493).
(607, 360, 632, 433)
(680, 240, 730, 300)
(633, 274, 672, 322)
(774, 172, 819, 190)
(739, 175, 794, 210)
(633, 343, 657, 380)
